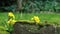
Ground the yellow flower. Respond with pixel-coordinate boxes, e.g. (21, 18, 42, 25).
(8, 12, 16, 24)
(11, 20, 16, 24)
(31, 16, 40, 24)
(7, 19, 16, 24)
(8, 12, 15, 19)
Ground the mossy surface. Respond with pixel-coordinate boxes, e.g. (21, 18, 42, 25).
(12, 22, 56, 34)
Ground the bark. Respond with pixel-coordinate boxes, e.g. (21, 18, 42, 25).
(16, 0, 22, 12)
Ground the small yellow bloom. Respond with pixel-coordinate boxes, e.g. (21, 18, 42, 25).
(11, 20, 16, 24)
(8, 12, 15, 19)
(31, 16, 40, 24)
(8, 12, 16, 25)
(8, 19, 16, 24)
(7, 21, 10, 24)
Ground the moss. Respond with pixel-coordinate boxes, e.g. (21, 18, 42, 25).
(12, 22, 56, 34)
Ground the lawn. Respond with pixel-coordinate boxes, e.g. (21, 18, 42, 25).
(0, 12, 60, 25)
(0, 12, 60, 34)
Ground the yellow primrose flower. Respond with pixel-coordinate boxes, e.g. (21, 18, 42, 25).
(34, 16, 40, 24)
(11, 20, 16, 24)
(31, 16, 40, 24)
(8, 12, 15, 19)
(8, 12, 16, 25)
(8, 19, 16, 24)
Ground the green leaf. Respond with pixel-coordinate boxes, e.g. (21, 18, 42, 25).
(0, 26, 6, 31)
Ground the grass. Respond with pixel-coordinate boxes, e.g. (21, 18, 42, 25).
(0, 12, 60, 34)
(0, 12, 60, 25)
(0, 31, 10, 34)
(14, 12, 60, 25)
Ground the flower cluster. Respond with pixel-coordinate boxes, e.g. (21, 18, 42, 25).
(31, 16, 40, 24)
(8, 12, 16, 24)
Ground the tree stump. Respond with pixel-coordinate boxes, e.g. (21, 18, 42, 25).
(12, 22, 57, 34)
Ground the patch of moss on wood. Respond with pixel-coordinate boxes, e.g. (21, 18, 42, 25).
(12, 21, 58, 34)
